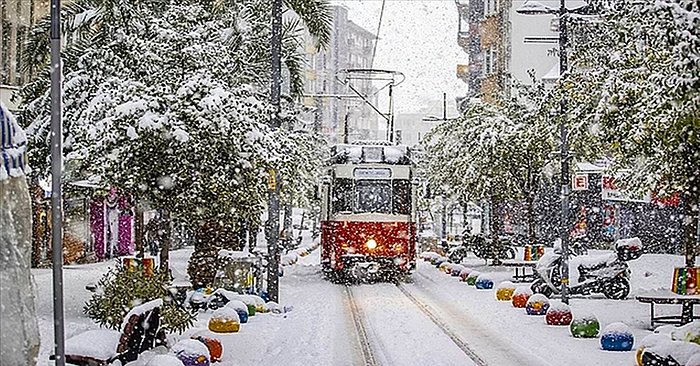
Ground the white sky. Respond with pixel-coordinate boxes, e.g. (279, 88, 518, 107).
(332, 0, 467, 115)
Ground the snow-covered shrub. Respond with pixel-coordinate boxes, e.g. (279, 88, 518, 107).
(84, 262, 195, 333)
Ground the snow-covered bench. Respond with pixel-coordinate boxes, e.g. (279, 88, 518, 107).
(51, 299, 165, 366)
(636, 292, 700, 328)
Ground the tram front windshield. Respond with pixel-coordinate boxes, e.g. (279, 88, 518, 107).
(332, 178, 410, 215)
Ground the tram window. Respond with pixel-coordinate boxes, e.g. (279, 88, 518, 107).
(392, 179, 411, 215)
(332, 178, 354, 214)
(355, 180, 392, 214)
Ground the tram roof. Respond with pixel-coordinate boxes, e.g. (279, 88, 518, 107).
(329, 143, 412, 165)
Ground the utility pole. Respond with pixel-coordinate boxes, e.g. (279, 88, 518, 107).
(557, 0, 571, 306)
(516, 0, 576, 305)
(267, 0, 282, 303)
(50, 0, 65, 364)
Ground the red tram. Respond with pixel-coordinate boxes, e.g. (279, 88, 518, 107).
(319, 142, 418, 280)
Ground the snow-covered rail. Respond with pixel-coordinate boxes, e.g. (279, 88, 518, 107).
(344, 286, 379, 366)
(395, 283, 489, 366)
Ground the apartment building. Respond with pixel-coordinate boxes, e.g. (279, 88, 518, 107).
(301, 6, 379, 143)
(1, 0, 50, 110)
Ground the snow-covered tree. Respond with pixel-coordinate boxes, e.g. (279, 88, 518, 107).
(561, 0, 699, 266)
(18, 0, 332, 284)
(424, 96, 554, 253)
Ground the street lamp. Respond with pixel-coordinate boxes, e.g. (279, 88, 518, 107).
(516, 0, 590, 305)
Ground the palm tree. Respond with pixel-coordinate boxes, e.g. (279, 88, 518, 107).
(20, 0, 332, 102)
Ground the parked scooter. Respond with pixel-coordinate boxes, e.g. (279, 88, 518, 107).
(530, 237, 643, 300)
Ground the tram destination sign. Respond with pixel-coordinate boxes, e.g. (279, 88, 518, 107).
(353, 168, 392, 179)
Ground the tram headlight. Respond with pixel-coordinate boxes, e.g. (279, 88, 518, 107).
(366, 239, 378, 250)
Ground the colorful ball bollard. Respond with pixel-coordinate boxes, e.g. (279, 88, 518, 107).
(451, 265, 465, 277)
(545, 301, 573, 326)
(525, 294, 550, 315)
(208, 307, 241, 333)
(569, 313, 600, 338)
(601, 322, 634, 351)
(191, 335, 223, 363)
(225, 300, 249, 324)
(475, 275, 494, 290)
(459, 268, 472, 282)
(172, 339, 211, 366)
(511, 286, 532, 308)
(466, 271, 481, 286)
(495, 281, 515, 301)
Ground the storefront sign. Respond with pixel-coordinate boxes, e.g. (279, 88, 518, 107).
(571, 174, 589, 191)
(601, 176, 650, 202)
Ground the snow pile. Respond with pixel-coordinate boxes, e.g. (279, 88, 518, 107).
(547, 300, 571, 314)
(210, 307, 240, 323)
(513, 286, 533, 296)
(171, 339, 210, 365)
(145, 354, 185, 366)
(639, 333, 700, 365)
(615, 237, 642, 251)
(120, 298, 162, 332)
(64, 329, 121, 360)
(601, 322, 633, 337)
(670, 321, 700, 344)
(496, 281, 515, 290)
(224, 300, 248, 313)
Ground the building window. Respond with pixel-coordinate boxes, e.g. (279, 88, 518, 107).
(458, 9, 469, 34)
(484, 0, 498, 16)
(484, 46, 497, 74)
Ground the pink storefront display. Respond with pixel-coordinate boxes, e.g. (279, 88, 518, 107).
(90, 190, 134, 260)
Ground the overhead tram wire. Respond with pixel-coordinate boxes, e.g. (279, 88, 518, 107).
(370, 0, 387, 68)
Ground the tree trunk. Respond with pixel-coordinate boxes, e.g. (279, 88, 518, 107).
(684, 178, 699, 268)
(160, 210, 171, 273)
(134, 200, 144, 259)
(490, 195, 502, 265)
(527, 192, 536, 246)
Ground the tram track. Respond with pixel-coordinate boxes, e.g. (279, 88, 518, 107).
(344, 285, 379, 366)
(395, 282, 489, 366)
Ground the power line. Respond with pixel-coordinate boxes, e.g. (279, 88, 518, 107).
(370, 0, 386, 68)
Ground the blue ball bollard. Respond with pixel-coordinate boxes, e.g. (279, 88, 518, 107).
(601, 322, 634, 351)
(475, 275, 494, 290)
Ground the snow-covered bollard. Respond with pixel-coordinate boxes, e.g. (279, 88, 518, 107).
(459, 267, 472, 282)
(495, 281, 516, 301)
(525, 294, 550, 315)
(450, 264, 466, 277)
(172, 339, 211, 366)
(439, 261, 451, 273)
(146, 354, 185, 366)
(512, 286, 533, 308)
(545, 301, 573, 326)
(224, 300, 249, 323)
(466, 271, 481, 286)
(434, 256, 448, 267)
(569, 312, 600, 338)
(208, 307, 241, 333)
(191, 335, 223, 363)
(475, 274, 494, 290)
(601, 322, 634, 351)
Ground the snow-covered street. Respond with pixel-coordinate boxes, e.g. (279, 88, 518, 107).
(32, 241, 695, 366)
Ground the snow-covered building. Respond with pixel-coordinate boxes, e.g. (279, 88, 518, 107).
(0, 0, 49, 111)
(300, 6, 380, 143)
(454, 0, 586, 104)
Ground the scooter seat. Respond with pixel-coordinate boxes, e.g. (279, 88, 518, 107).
(571, 253, 619, 282)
